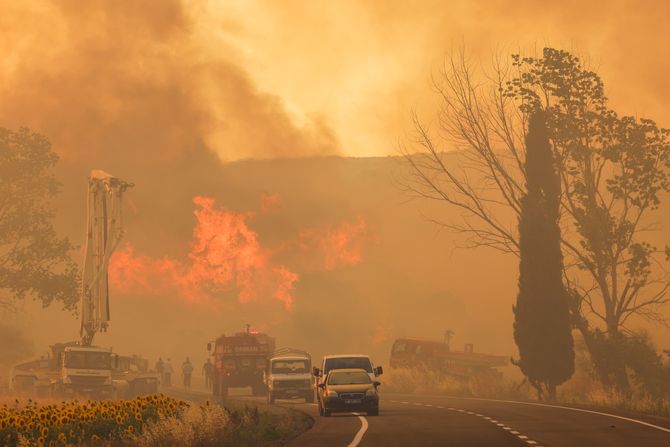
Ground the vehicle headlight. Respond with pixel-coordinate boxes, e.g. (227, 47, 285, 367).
(366, 388, 377, 396)
(326, 390, 338, 397)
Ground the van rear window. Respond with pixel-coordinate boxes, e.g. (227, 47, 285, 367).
(324, 357, 373, 374)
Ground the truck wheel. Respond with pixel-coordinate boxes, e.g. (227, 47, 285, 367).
(368, 406, 379, 416)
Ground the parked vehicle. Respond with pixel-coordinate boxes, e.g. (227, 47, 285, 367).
(112, 355, 159, 398)
(317, 368, 380, 416)
(265, 348, 313, 404)
(11, 342, 115, 399)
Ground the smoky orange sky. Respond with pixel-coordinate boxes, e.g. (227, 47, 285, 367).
(1, 0, 669, 161)
(2, 0, 670, 378)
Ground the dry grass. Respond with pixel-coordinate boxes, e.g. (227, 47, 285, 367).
(382, 367, 532, 400)
(383, 366, 670, 418)
(131, 402, 311, 447)
(558, 367, 670, 417)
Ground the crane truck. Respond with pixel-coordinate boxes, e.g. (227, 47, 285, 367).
(11, 171, 157, 399)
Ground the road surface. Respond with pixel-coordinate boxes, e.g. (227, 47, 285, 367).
(168, 389, 670, 446)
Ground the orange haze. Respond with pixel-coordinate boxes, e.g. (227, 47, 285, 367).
(1, 0, 669, 376)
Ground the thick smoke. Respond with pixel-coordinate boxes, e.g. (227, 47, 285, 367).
(0, 0, 339, 164)
(3, 0, 669, 378)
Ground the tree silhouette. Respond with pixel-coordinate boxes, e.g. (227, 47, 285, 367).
(404, 47, 670, 390)
(513, 110, 574, 400)
(0, 127, 78, 311)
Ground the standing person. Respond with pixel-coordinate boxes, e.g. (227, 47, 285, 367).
(202, 358, 214, 390)
(182, 357, 194, 389)
(155, 357, 164, 385)
(163, 358, 174, 387)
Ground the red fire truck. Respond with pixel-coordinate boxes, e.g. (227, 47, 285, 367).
(207, 325, 276, 400)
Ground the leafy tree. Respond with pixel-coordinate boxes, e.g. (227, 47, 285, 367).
(404, 47, 670, 391)
(590, 330, 670, 398)
(0, 127, 78, 311)
(513, 111, 574, 400)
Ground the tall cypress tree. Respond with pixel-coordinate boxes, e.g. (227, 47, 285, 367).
(513, 110, 574, 400)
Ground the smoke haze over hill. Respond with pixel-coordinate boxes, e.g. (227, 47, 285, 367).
(1, 0, 669, 383)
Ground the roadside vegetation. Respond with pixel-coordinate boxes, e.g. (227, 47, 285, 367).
(0, 394, 311, 447)
(383, 334, 670, 418)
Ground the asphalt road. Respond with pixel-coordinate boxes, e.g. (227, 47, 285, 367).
(168, 388, 670, 446)
(252, 393, 670, 447)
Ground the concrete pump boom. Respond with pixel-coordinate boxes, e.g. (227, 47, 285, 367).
(80, 170, 133, 346)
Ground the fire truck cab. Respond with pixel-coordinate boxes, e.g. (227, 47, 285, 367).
(208, 325, 275, 400)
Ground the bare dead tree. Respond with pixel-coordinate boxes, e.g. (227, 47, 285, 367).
(402, 48, 670, 388)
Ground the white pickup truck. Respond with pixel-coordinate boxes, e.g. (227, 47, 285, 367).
(312, 354, 383, 386)
(265, 348, 314, 404)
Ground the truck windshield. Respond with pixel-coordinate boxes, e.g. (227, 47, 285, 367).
(65, 351, 111, 370)
(272, 360, 308, 373)
(328, 371, 371, 385)
(324, 357, 373, 375)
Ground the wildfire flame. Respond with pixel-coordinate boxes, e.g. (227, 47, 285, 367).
(109, 195, 368, 309)
(110, 196, 297, 308)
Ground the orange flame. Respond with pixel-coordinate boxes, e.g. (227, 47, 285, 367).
(110, 196, 297, 308)
(109, 196, 369, 308)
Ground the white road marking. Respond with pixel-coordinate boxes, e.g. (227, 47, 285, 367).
(347, 413, 369, 447)
(407, 401, 545, 447)
(454, 396, 670, 434)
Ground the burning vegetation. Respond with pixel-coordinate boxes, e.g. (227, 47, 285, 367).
(109, 195, 368, 308)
